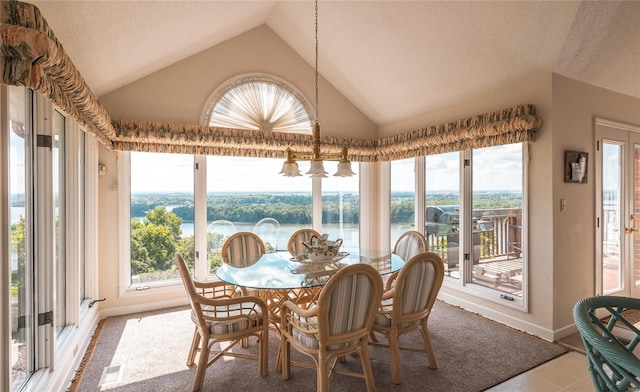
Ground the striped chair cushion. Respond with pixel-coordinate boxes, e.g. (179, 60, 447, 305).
(289, 231, 317, 257)
(291, 317, 359, 350)
(225, 236, 263, 267)
(373, 298, 420, 329)
(395, 236, 425, 262)
(192, 302, 264, 335)
(401, 261, 436, 314)
(373, 260, 436, 329)
(291, 273, 374, 350)
(292, 316, 320, 348)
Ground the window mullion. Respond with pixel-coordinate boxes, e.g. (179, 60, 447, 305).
(460, 150, 473, 284)
(118, 151, 132, 295)
(33, 93, 54, 369)
(194, 155, 207, 280)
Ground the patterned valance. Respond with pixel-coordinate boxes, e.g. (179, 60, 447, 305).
(111, 120, 378, 162)
(112, 104, 541, 162)
(1, 1, 115, 148)
(375, 104, 542, 161)
(2, 2, 542, 161)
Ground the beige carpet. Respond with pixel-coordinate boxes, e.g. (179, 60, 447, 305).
(70, 301, 566, 392)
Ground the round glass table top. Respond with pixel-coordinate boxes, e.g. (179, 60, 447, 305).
(216, 248, 405, 290)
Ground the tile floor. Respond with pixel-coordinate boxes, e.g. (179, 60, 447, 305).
(486, 351, 594, 392)
(487, 331, 596, 391)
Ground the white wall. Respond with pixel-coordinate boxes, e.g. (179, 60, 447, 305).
(100, 24, 377, 139)
(551, 74, 640, 331)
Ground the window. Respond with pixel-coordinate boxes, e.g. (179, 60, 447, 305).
(3, 86, 99, 391)
(390, 158, 417, 246)
(53, 110, 67, 335)
(206, 156, 312, 274)
(470, 144, 524, 298)
(128, 152, 194, 286)
(204, 74, 312, 133)
(321, 162, 360, 248)
(8, 85, 34, 391)
(426, 152, 460, 278)
(390, 144, 527, 307)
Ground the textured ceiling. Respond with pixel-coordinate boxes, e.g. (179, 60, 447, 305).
(29, 0, 640, 127)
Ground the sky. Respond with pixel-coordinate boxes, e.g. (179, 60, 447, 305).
(130, 143, 524, 194)
(130, 153, 359, 193)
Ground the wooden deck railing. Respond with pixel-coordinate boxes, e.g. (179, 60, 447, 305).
(426, 207, 522, 265)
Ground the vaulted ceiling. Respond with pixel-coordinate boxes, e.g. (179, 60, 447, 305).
(29, 0, 640, 128)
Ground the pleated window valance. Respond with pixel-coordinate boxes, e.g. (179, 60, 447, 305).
(2, 1, 543, 163)
(1, 1, 115, 148)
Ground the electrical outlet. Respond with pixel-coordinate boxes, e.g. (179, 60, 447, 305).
(560, 199, 566, 211)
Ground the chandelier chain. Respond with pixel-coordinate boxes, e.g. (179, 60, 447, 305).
(315, 0, 319, 125)
(278, 0, 354, 177)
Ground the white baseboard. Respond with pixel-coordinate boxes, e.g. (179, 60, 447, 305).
(24, 307, 101, 392)
(99, 297, 189, 319)
(438, 292, 557, 342)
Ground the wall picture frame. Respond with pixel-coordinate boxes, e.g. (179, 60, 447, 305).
(564, 150, 588, 183)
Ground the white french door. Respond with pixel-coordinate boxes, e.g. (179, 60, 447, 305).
(596, 118, 640, 297)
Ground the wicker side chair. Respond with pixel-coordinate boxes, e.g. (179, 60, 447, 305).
(393, 230, 428, 262)
(370, 251, 445, 385)
(175, 252, 269, 392)
(287, 228, 321, 257)
(280, 263, 384, 392)
(573, 295, 640, 391)
(221, 231, 266, 267)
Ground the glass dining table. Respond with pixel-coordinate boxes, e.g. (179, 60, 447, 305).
(216, 248, 405, 372)
(216, 248, 405, 290)
(216, 248, 405, 327)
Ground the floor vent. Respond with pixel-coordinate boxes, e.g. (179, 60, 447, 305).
(98, 364, 123, 386)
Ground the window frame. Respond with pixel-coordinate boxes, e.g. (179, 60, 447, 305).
(1, 85, 101, 391)
(389, 144, 529, 311)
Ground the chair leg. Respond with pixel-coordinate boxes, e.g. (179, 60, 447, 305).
(317, 353, 329, 392)
(420, 319, 438, 369)
(192, 335, 209, 392)
(360, 345, 377, 392)
(281, 335, 290, 380)
(389, 332, 402, 385)
(260, 329, 269, 376)
(187, 328, 200, 366)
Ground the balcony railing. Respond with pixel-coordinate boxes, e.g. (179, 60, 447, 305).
(425, 207, 523, 267)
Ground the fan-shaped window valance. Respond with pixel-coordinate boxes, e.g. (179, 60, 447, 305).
(202, 74, 313, 134)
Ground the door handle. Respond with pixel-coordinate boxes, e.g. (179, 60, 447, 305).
(626, 214, 639, 234)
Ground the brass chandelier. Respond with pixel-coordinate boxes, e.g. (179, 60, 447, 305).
(279, 0, 354, 178)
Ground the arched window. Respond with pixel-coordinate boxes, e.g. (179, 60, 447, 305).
(202, 73, 313, 133)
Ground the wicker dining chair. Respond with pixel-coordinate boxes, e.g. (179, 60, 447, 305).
(393, 230, 428, 262)
(287, 228, 321, 257)
(175, 252, 269, 391)
(370, 251, 444, 385)
(280, 263, 383, 392)
(573, 295, 640, 391)
(221, 231, 266, 267)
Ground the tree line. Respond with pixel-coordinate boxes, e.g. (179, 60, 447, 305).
(131, 191, 521, 225)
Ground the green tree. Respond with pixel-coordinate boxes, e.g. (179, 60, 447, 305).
(10, 216, 26, 299)
(131, 206, 191, 278)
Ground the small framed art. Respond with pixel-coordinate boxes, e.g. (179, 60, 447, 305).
(564, 150, 588, 183)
